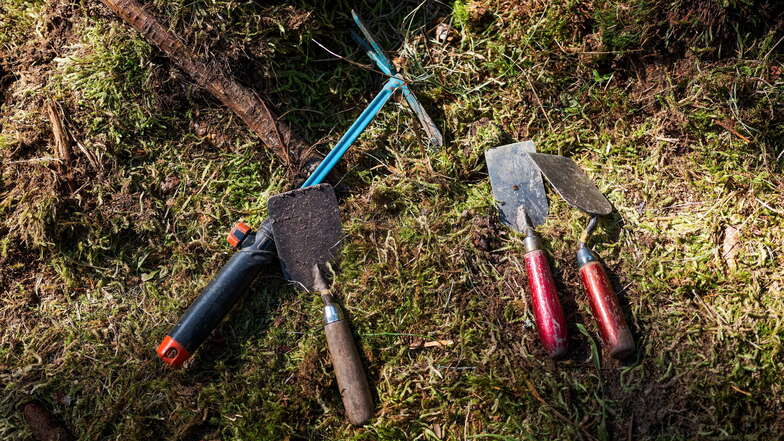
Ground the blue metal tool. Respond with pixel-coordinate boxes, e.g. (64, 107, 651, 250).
(158, 10, 443, 367)
(350, 10, 443, 148)
(301, 11, 443, 188)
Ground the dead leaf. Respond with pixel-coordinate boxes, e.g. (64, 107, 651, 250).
(410, 339, 454, 349)
(722, 225, 740, 271)
(433, 422, 443, 439)
(435, 23, 454, 43)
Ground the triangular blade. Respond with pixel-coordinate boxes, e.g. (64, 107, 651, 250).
(400, 83, 444, 148)
(268, 184, 343, 290)
(485, 141, 548, 231)
(525, 153, 612, 216)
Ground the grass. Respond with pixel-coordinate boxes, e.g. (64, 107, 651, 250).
(1, 0, 783, 440)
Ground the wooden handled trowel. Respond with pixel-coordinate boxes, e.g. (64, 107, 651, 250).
(268, 183, 373, 425)
(525, 153, 635, 359)
(485, 141, 568, 358)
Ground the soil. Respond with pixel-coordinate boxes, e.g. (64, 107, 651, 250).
(268, 184, 343, 290)
(21, 402, 73, 441)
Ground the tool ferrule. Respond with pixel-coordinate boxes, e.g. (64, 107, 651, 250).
(524, 235, 543, 253)
(576, 245, 599, 267)
(323, 304, 343, 325)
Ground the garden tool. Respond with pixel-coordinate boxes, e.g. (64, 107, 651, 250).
(157, 10, 443, 366)
(268, 184, 373, 426)
(525, 153, 635, 359)
(485, 142, 568, 358)
(348, 10, 442, 149)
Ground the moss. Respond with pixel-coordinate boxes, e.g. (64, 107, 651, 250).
(1, 0, 783, 440)
(452, 0, 470, 29)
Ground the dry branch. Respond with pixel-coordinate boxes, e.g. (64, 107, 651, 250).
(99, 0, 311, 171)
(46, 101, 71, 164)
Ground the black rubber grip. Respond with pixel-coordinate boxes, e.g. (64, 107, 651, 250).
(164, 219, 276, 357)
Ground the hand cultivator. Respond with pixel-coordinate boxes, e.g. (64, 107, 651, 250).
(156, 11, 441, 423)
(486, 145, 635, 359)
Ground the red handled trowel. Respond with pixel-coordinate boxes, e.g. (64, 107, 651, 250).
(525, 153, 635, 359)
(268, 184, 373, 425)
(485, 142, 568, 358)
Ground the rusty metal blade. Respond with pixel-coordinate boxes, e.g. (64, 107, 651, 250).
(268, 183, 343, 290)
(525, 153, 612, 216)
(485, 141, 548, 231)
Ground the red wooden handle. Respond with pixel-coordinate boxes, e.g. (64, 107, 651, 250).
(579, 261, 635, 359)
(524, 250, 568, 358)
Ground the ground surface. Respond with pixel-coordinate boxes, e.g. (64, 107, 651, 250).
(1, 0, 783, 440)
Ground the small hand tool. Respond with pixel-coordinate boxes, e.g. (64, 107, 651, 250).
(525, 153, 635, 359)
(268, 184, 373, 426)
(157, 10, 444, 366)
(485, 142, 568, 358)
(349, 10, 443, 148)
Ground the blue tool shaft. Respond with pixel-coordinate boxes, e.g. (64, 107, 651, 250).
(300, 75, 404, 188)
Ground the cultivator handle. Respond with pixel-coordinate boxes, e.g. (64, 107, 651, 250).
(577, 246, 635, 360)
(156, 220, 276, 367)
(523, 243, 568, 358)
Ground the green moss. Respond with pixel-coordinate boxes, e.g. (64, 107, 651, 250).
(54, 21, 165, 147)
(452, 0, 469, 29)
(0, 0, 45, 48)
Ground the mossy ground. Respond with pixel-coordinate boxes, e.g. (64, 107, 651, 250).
(1, 0, 783, 440)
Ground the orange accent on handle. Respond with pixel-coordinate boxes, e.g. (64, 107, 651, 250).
(156, 336, 191, 367)
(226, 222, 252, 248)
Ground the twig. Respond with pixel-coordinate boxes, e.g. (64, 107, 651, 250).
(45, 101, 72, 165)
(714, 119, 751, 143)
(99, 0, 312, 171)
(311, 38, 384, 75)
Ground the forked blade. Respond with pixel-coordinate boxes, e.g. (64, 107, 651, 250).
(485, 141, 548, 231)
(268, 184, 343, 291)
(525, 153, 612, 216)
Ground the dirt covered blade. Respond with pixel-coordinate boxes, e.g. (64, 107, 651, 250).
(485, 141, 548, 230)
(525, 153, 612, 216)
(268, 183, 343, 290)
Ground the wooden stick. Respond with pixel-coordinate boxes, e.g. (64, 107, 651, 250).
(99, 0, 310, 170)
(45, 100, 72, 165)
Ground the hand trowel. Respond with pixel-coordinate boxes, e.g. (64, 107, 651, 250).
(485, 142, 568, 358)
(525, 153, 635, 359)
(268, 183, 373, 425)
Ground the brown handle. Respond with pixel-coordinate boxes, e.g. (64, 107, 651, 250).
(324, 317, 373, 425)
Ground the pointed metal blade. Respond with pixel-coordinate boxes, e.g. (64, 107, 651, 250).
(485, 141, 548, 231)
(269, 183, 343, 291)
(525, 153, 612, 216)
(351, 10, 395, 75)
(399, 81, 444, 148)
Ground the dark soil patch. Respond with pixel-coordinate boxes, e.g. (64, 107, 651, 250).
(21, 402, 73, 441)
